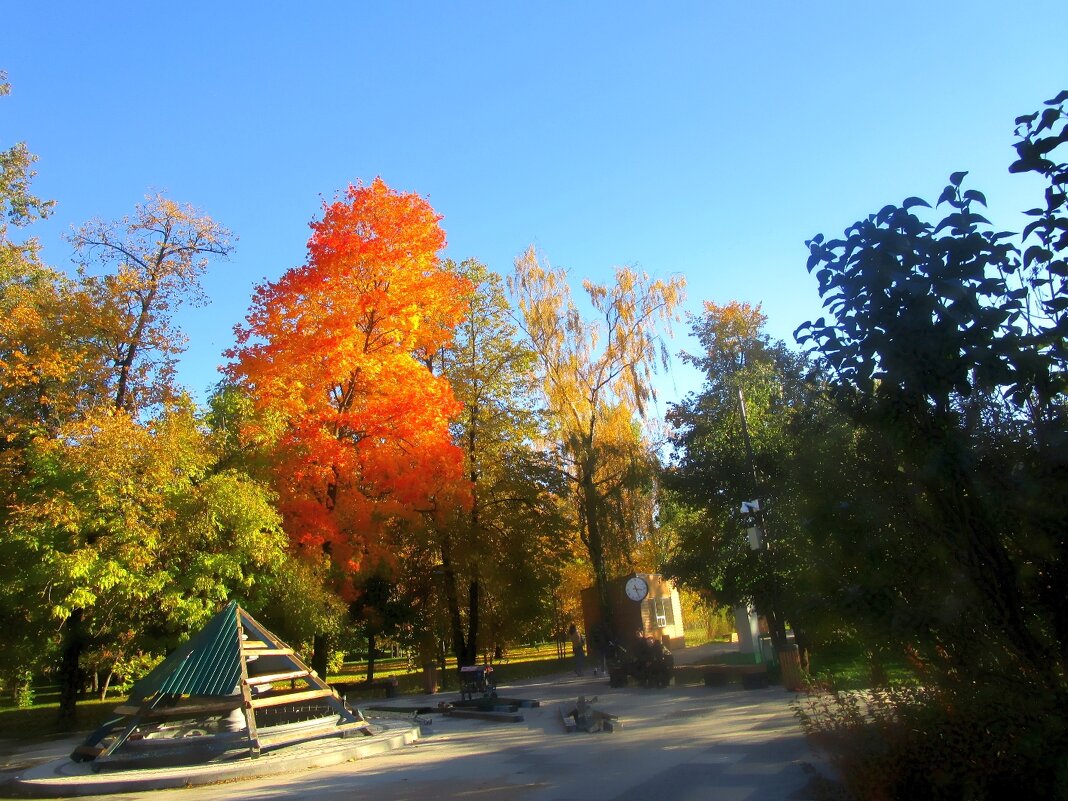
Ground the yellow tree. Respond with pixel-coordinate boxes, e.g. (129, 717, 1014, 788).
(510, 247, 684, 631)
(70, 195, 234, 412)
(430, 259, 569, 666)
(1, 186, 238, 722)
(8, 400, 292, 722)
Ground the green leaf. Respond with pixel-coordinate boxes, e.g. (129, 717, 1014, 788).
(1039, 107, 1061, 133)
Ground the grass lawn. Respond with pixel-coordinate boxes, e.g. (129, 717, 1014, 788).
(805, 640, 913, 690)
(0, 696, 118, 742)
(685, 635, 913, 690)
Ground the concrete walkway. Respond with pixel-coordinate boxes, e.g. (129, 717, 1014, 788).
(0, 643, 833, 800)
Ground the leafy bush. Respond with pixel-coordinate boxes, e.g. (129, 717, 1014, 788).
(112, 652, 164, 694)
(795, 683, 1068, 800)
(4, 669, 35, 708)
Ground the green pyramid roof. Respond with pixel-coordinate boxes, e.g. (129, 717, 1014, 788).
(126, 601, 243, 703)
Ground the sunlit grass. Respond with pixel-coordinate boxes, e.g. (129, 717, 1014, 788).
(0, 695, 117, 741)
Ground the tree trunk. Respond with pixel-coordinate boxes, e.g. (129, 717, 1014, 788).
(98, 671, 114, 701)
(366, 632, 376, 683)
(794, 627, 812, 673)
(57, 608, 84, 727)
(113, 289, 156, 412)
(581, 471, 613, 637)
(441, 533, 479, 668)
(763, 603, 789, 655)
(311, 634, 329, 680)
(466, 578, 480, 666)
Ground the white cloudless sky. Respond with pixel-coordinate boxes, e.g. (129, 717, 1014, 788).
(3, 1, 1066, 411)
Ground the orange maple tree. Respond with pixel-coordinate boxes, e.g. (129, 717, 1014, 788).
(227, 179, 471, 591)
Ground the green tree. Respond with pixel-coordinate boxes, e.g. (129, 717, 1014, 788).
(349, 571, 413, 682)
(6, 401, 291, 722)
(790, 90, 1068, 801)
(664, 301, 821, 657)
(431, 259, 568, 666)
(797, 173, 1054, 676)
(1010, 88, 1068, 399)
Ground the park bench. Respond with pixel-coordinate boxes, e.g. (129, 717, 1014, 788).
(702, 663, 769, 690)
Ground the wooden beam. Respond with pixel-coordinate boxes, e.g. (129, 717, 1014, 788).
(246, 670, 310, 686)
(255, 718, 371, 748)
(238, 621, 262, 758)
(115, 699, 241, 719)
(250, 688, 336, 709)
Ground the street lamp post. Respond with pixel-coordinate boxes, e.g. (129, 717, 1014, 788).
(736, 388, 788, 655)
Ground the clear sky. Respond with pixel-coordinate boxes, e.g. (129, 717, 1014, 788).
(3, 1, 1066, 412)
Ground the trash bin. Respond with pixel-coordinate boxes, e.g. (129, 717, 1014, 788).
(422, 663, 438, 694)
(778, 644, 803, 691)
(608, 666, 629, 687)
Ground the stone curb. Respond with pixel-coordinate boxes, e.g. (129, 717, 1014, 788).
(5, 719, 420, 798)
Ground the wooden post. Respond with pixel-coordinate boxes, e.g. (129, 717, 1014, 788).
(237, 621, 261, 758)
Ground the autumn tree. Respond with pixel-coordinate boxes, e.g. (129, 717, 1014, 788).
(227, 179, 471, 669)
(0, 70, 66, 454)
(69, 195, 234, 413)
(510, 248, 684, 631)
(0, 71, 54, 272)
(0, 95, 245, 717)
(1, 74, 280, 722)
(430, 259, 568, 667)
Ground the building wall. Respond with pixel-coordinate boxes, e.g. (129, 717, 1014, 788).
(579, 573, 686, 652)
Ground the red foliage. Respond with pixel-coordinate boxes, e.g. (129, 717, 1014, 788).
(228, 179, 472, 592)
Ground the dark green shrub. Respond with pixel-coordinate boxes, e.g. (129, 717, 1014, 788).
(795, 683, 1068, 800)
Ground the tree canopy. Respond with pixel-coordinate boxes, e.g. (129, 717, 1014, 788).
(227, 178, 472, 593)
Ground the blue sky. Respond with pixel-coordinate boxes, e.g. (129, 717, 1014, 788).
(3, 1, 1066, 411)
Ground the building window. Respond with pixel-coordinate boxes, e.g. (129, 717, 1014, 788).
(652, 597, 674, 627)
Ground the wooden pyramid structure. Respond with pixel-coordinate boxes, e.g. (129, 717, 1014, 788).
(72, 601, 370, 765)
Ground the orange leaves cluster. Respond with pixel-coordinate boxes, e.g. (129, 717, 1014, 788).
(228, 179, 472, 586)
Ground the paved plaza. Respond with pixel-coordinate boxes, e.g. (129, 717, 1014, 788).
(0, 644, 835, 800)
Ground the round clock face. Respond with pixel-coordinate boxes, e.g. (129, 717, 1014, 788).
(625, 576, 649, 602)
